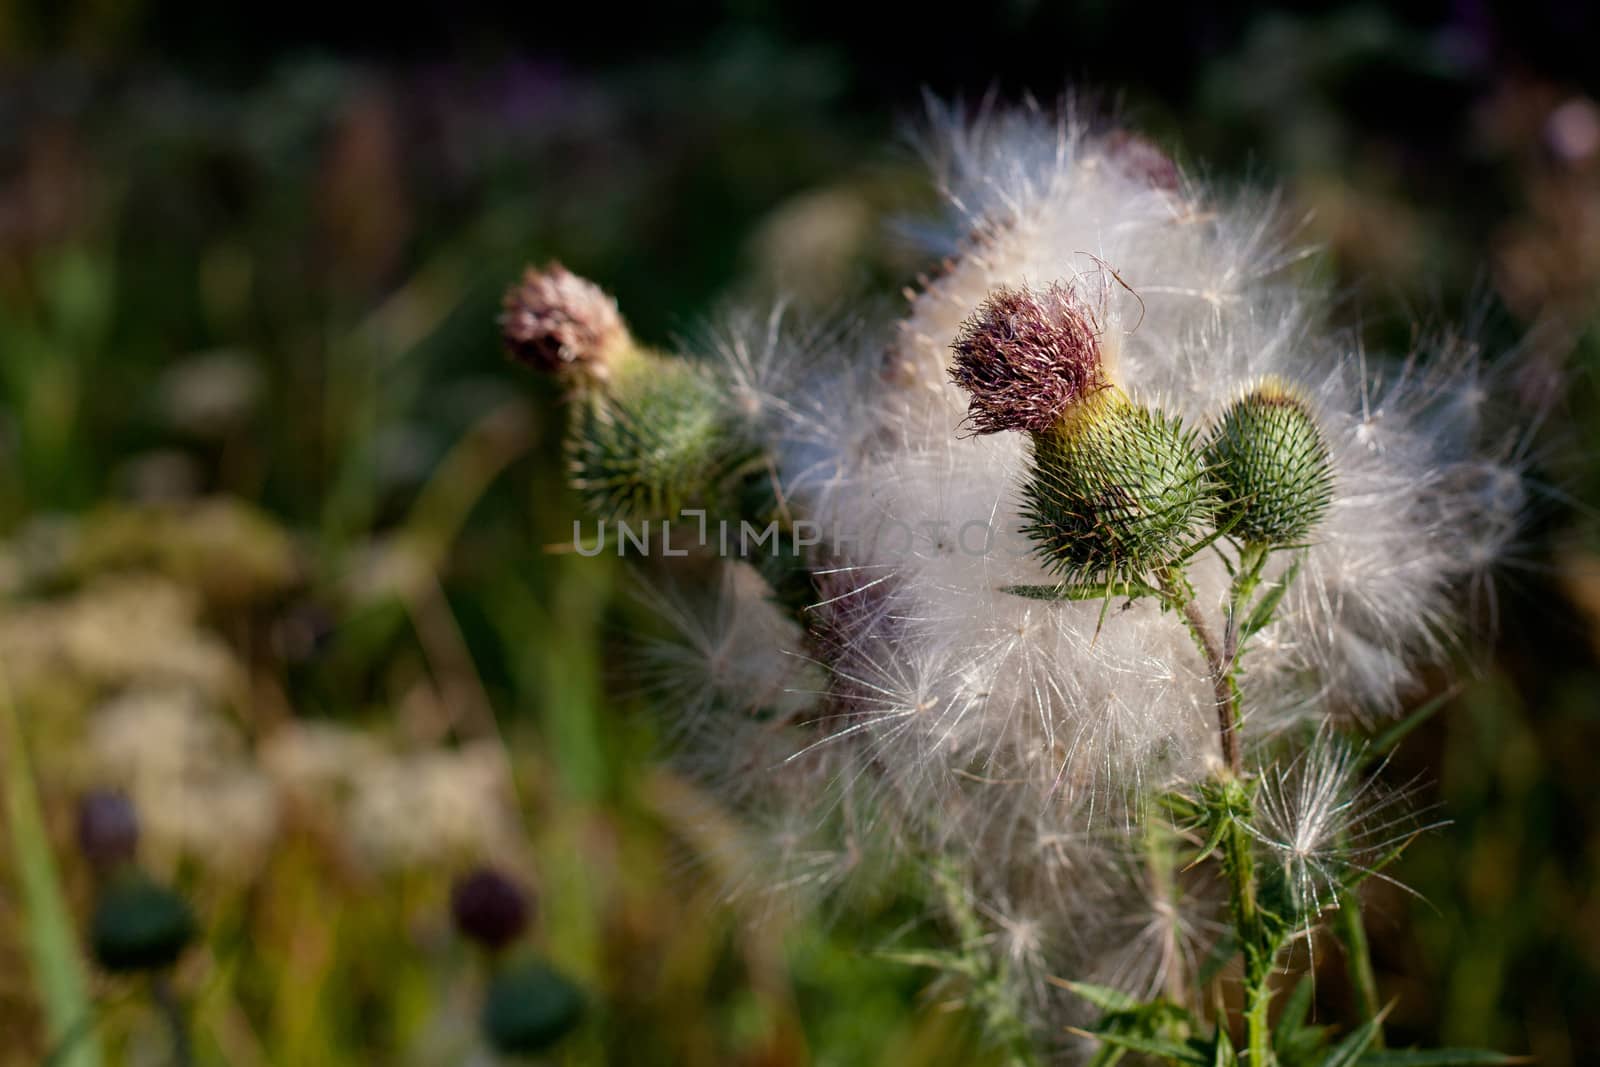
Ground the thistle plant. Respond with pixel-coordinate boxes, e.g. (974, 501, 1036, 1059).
(449, 865, 585, 1058)
(76, 792, 197, 1067)
(508, 105, 1532, 1065)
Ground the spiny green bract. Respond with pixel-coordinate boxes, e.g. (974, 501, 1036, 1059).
(1206, 380, 1333, 546)
(567, 352, 753, 523)
(1021, 390, 1215, 584)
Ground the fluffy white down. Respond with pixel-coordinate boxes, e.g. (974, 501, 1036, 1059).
(744, 107, 1514, 803)
(638, 103, 1524, 1044)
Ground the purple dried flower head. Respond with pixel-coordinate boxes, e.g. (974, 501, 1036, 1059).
(949, 282, 1108, 435)
(500, 263, 627, 376)
(76, 789, 139, 872)
(451, 865, 531, 951)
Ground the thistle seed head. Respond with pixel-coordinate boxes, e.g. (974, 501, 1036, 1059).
(1022, 390, 1215, 583)
(482, 957, 585, 1055)
(949, 283, 1109, 436)
(500, 263, 628, 376)
(450, 866, 531, 951)
(90, 874, 195, 973)
(1206, 378, 1334, 545)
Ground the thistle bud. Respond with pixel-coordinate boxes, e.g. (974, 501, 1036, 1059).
(451, 866, 530, 952)
(481, 957, 585, 1056)
(1022, 390, 1214, 583)
(1205, 379, 1334, 545)
(568, 355, 739, 522)
(76, 790, 139, 873)
(500, 263, 628, 377)
(90, 874, 194, 973)
(949, 283, 1110, 435)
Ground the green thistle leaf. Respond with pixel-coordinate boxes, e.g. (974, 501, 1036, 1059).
(1241, 551, 1305, 642)
(1275, 976, 1334, 1066)
(1211, 1022, 1239, 1067)
(1056, 979, 1141, 1014)
(1068, 1027, 1209, 1067)
(1316, 1005, 1394, 1067)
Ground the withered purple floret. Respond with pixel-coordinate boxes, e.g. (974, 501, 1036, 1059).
(948, 283, 1106, 435)
(499, 262, 626, 374)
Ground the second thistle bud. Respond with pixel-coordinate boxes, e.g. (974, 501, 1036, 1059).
(90, 874, 195, 973)
(1205, 378, 1334, 546)
(1022, 390, 1214, 583)
(451, 866, 530, 952)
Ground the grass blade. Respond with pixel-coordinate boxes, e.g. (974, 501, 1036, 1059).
(1, 678, 103, 1067)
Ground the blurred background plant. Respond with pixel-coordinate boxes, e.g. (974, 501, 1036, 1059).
(0, 2, 1597, 1064)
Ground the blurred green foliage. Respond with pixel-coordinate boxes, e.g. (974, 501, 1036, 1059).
(0, 4, 1597, 1065)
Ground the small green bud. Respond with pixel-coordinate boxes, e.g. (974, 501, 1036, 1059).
(90, 875, 194, 973)
(482, 957, 585, 1056)
(1022, 389, 1214, 583)
(568, 353, 745, 523)
(1206, 379, 1334, 545)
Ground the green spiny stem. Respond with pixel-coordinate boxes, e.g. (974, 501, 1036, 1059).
(1163, 544, 1307, 1063)
(1334, 887, 1384, 1048)
(1161, 550, 1309, 1062)
(1244, 969, 1274, 1067)
(1215, 782, 1277, 1067)
(1171, 543, 1273, 779)
(1220, 808, 1260, 956)
(1159, 567, 1242, 776)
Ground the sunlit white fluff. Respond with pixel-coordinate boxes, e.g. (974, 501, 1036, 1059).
(1243, 729, 1441, 965)
(634, 562, 813, 729)
(636, 99, 1525, 1054)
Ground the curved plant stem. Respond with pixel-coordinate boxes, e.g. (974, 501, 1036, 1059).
(1159, 567, 1243, 777)
(152, 975, 194, 1067)
(1213, 777, 1276, 1066)
(1162, 552, 1297, 1064)
(1185, 599, 1242, 776)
